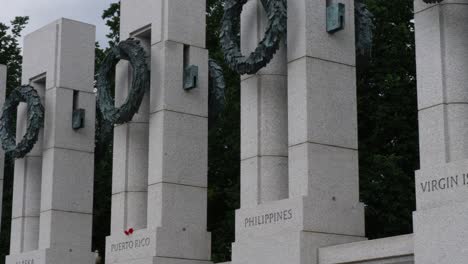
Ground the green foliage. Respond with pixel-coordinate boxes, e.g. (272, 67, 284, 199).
(357, 0, 418, 238)
(0, 17, 29, 92)
(102, 2, 120, 47)
(0, 16, 29, 264)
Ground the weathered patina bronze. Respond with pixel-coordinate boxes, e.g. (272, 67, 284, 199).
(0, 85, 44, 159)
(96, 38, 150, 125)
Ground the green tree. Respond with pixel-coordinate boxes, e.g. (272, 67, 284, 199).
(357, 0, 418, 239)
(0, 16, 29, 264)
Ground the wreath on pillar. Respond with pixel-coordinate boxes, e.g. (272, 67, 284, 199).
(0, 85, 44, 159)
(96, 38, 150, 125)
(219, 0, 287, 75)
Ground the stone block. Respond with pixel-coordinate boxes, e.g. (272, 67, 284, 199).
(122, 0, 206, 47)
(110, 191, 148, 231)
(240, 157, 260, 208)
(39, 210, 92, 251)
(418, 104, 468, 167)
(415, 159, 468, 210)
(12, 157, 42, 218)
(241, 75, 288, 159)
(288, 57, 357, 149)
(6, 248, 95, 264)
(259, 156, 288, 203)
(287, 0, 355, 65)
(232, 230, 362, 264)
(148, 111, 208, 187)
(288, 142, 360, 205)
(150, 42, 208, 117)
(43, 87, 96, 152)
(112, 123, 149, 194)
(414, 202, 468, 264)
(415, 3, 468, 110)
(10, 217, 40, 254)
(9, 218, 23, 254)
(108, 257, 212, 264)
(445, 104, 468, 162)
(106, 227, 211, 263)
(120, 0, 161, 41)
(40, 148, 94, 214)
(240, 77, 260, 158)
(414, 6, 444, 110)
(418, 105, 447, 167)
(55, 18, 95, 92)
(22, 23, 57, 88)
(319, 234, 414, 264)
(240, 156, 288, 207)
(22, 18, 95, 91)
(235, 196, 364, 240)
(147, 183, 208, 230)
(164, 0, 206, 47)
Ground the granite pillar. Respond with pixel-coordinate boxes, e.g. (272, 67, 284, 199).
(240, 0, 289, 208)
(413, 1, 468, 263)
(232, 1, 365, 264)
(105, 1, 212, 263)
(6, 18, 96, 264)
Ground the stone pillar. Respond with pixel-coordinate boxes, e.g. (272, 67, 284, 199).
(0, 65, 6, 229)
(105, 1, 212, 263)
(240, 0, 288, 208)
(7, 18, 96, 264)
(232, 1, 365, 264)
(110, 38, 150, 237)
(413, 1, 468, 263)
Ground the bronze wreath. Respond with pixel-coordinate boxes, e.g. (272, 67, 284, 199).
(0, 85, 44, 159)
(220, 0, 287, 75)
(96, 38, 150, 125)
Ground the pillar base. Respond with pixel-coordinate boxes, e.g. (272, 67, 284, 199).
(6, 248, 95, 264)
(105, 227, 211, 264)
(232, 197, 365, 264)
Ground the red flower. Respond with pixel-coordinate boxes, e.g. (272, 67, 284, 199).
(128, 228, 134, 234)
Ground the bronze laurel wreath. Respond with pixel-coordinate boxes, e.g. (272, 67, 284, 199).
(220, 0, 287, 75)
(0, 85, 44, 159)
(96, 38, 150, 125)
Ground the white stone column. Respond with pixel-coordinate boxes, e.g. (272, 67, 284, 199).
(240, 0, 288, 208)
(232, 1, 365, 264)
(7, 18, 96, 264)
(105, 1, 212, 263)
(0, 65, 6, 230)
(413, 1, 468, 263)
(110, 45, 150, 236)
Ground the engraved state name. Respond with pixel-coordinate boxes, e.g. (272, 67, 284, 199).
(419, 173, 468, 193)
(110, 237, 151, 253)
(244, 209, 293, 228)
(16, 260, 34, 264)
